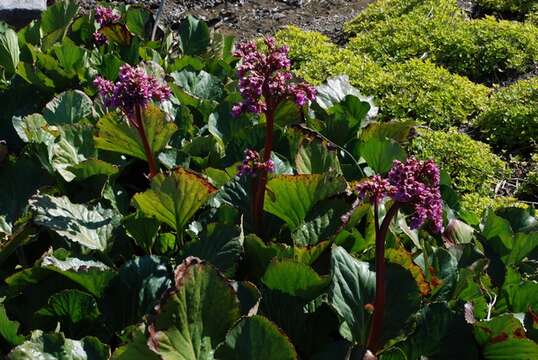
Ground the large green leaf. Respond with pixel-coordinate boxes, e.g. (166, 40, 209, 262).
(103, 256, 171, 332)
(95, 105, 177, 160)
(262, 260, 329, 300)
(0, 27, 19, 77)
(171, 70, 223, 101)
(291, 198, 350, 246)
(30, 194, 119, 251)
(133, 168, 217, 232)
(264, 174, 347, 230)
(36, 289, 100, 333)
(147, 257, 241, 359)
(111, 325, 159, 360)
(328, 246, 375, 345)
(177, 16, 210, 55)
(214, 315, 298, 360)
(0, 157, 50, 234)
(359, 137, 406, 174)
(123, 213, 161, 254)
(40, 256, 115, 297)
(314, 75, 377, 116)
(0, 299, 24, 347)
(8, 330, 109, 360)
(179, 223, 243, 277)
(51, 124, 97, 182)
(43, 90, 94, 125)
(40, 0, 79, 50)
(125, 7, 151, 38)
(474, 315, 538, 360)
(295, 139, 342, 175)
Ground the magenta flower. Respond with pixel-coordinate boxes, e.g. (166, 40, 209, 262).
(92, 31, 108, 45)
(356, 175, 395, 205)
(232, 37, 316, 116)
(237, 149, 275, 177)
(93, 64, 171, 118)
(95, 6, 120, 26)
(388, 158, 443, 233)
(355, 157, 444, 233)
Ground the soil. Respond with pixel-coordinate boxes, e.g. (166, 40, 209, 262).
(79, 0, 375, 41)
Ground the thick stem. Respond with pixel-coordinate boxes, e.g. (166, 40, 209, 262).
(134, 106, 158, 178)
(367, 202, 401, 353)
(252, 106, 275, 235)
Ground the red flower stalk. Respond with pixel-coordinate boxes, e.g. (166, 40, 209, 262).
(356, 158, 443, 353)
(232, 37, 316, 235)
(94, 64, 171, 178)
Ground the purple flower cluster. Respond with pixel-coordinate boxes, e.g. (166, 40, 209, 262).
(355, 157, 444, 233)
(356, 175, 394, 205)
(95, 6, 120, 26)
(93, 6, 120, 46)
(93, 64, 171, 118)
(387, 158, 443, 233)
(237, 149, 275, 177)
(231, 37, 316, 117)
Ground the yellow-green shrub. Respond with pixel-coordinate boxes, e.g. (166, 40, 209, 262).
(460, 193, 527, 218)
(346, 0, 538, 81)
(410, 128, 508, 195)
(277, 27, 488, 129)
(343, 0, 426, 34)
(477, 77, 538, 152)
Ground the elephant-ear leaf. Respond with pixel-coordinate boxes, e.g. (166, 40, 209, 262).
(8, 330, 109, 360)
(95, 105, 177, 160)
(133, 168, 217, 231)
(215, 315, 298, 360)
(147, 257, 241, 360)
(264, 174, 347, 231)
(30, 194, 120, 251)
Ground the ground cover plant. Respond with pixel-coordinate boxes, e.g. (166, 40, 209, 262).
(0, 1, 537, 360)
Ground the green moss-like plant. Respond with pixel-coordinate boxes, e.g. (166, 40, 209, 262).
(377, 60, 488, 128)
(477, 77, 538, 153)
(276, 27, 488, 129)
(460, 193, 527, 218)
(346, 0, 538, 81)
(410, 128, 508, 195)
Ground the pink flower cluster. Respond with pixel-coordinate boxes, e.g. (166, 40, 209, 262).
(93, 64, 171, 118)
(356, 157, 444, 233)
(95, 6, 120, 26)
(231, 37, 316, 116)
(237, 149, 275, 177)
(93, 6, 121, 45)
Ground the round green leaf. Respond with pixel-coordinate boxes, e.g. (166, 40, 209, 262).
(214, 315, 298, 360)
(147, 257, 241, 359)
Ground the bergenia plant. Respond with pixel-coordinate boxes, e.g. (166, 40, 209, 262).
(233, 37, 316, 234)
(93, 6, 121, 45)
(94, 64, 171, 178)
(355, 157, 443, 353)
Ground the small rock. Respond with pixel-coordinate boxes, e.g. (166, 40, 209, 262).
(0, 0, 47, 28)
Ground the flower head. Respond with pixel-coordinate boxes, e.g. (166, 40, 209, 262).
(356, 157, 444, 233)
(355, 175, 394, 204)
(237, 149, 275, 177)
(95, 6, 120, 26)
(388, 157, 444, 233)
(92, 31, 107, 45)
(93, 64, 171, 117)
(232, 37, 316, 116)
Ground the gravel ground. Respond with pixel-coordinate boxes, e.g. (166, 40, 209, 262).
(79, 0, 375, 41)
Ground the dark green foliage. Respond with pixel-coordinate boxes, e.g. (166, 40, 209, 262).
(0, 2, 537, 359)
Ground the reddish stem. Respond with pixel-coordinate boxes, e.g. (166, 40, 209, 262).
(252, 105, 275, 235)
(367, 202, 401, 353)
(134, 105, 158, 178)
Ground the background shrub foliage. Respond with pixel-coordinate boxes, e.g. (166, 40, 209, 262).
(0, 1, 536, 360)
